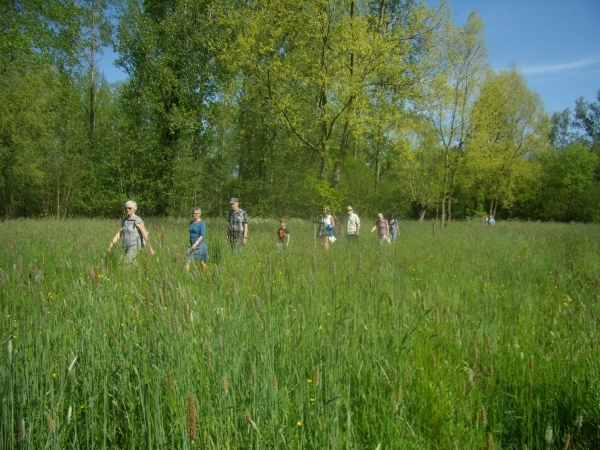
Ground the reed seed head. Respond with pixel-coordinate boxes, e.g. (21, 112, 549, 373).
(188, 394, 197, 441)
(204, 343, 212, 365)
(18, 419, 25, 442)
(184, 302, 190, 323)
(481, 405, 487, 427)
(44, 412, 55, 431)
(222, 375, 229, 396)
(564, 433, 571, 450)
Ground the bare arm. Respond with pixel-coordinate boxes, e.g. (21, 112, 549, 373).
(242, 223, 248, 245)
(107, 228, 122, 252)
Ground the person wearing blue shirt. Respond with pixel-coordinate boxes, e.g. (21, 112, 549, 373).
(186, 207, 208, 270)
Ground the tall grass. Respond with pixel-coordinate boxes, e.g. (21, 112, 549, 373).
(1, 218, 599, 448)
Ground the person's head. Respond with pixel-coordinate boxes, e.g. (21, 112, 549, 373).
(230, 198, 239, 211)
(377, 213, 384, 221)
(280, 218, 286, 227)
(346, 206, 353, 215)
(124, 200, 137, 215)
(322, 207, 329, 215)
(191, 207, 201, 219)
(389, 214, 396, 220)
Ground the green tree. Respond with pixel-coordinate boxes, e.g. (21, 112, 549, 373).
(416, 11, 488, 227)
(574, 89, 600, 147)
(115, 0, 229, 215)
(228, 0, 442, 195)
(467, 68, 549, 218)
(540, 142, 599, 221)
(549, 108, 575, 150)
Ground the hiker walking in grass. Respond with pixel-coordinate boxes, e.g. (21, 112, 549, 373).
(345, 206, 360, 242)
(226, 198, 248, 250)
(370, 213, 390, 244)
(276, 218, 290, 250)
(186, 207, 208, 270)
(318, 207, 336, 249)
(388, 214, 398, 243)
(107, 200, 155, 264)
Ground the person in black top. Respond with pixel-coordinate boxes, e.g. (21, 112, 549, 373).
(226, 198, 248, 250)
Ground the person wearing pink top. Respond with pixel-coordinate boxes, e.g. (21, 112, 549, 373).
(370, 213, 390, 244)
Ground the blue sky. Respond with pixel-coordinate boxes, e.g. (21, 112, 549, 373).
(429, 0, 600, 113)
(99, 0, 599, 114)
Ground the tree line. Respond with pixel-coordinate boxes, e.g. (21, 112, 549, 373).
(1, 0, 599, 222)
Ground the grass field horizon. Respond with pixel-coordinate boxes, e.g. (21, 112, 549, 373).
(1, 218, 599, 449)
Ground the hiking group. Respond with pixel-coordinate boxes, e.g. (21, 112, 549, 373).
(107, 199, 397, 267)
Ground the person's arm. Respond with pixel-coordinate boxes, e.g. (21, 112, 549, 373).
(356, 217, 360, 235)
(137, 222, 155, 256)
(242, 223, 248, 245)
(370, 224, 377, 233)
(330, 215, 335, 227)
(286, 231, 290, 246)
(107, 228, 122, 252)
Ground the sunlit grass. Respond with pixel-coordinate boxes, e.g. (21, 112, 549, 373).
(1, 218, 599, 448)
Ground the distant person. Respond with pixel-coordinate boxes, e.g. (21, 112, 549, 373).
(226, 198, 248, 250)
(488, 215, 495, 225)
(345, 206, 360, 242)
(370, 213, 390, 244)
(276, 218, 290, 250)
(318, 207, 336, 249)
(186, 207, 208, 270)
(107, 200, 155, 264)
(388, 214, 398, 243)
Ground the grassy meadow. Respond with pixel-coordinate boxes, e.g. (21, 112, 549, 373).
(1, 217, 600, 449)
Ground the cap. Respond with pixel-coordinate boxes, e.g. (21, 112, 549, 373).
(346, 206, 353, 211)
(229, 197, 239, 204)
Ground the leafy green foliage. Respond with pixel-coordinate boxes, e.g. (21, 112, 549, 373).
(0, 0, 599, 221)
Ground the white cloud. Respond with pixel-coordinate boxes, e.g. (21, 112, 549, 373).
(522, 54, 600, 75)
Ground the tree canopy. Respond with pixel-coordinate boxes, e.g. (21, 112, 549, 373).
(1, 0, 599, 222)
